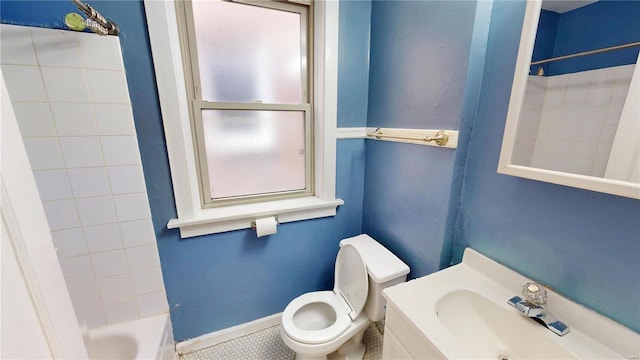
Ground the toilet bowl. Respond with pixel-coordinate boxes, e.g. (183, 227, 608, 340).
(280, 235, 410, 360)
(282, 291, 352, 344)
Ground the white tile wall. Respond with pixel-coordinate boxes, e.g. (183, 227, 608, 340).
(76, 196, 118, 226)
(78, 33, 124, 70)
(103, 298, 139, 324)
(85, 69, 131, 104)
(1, 24, 168, 329)
(41, 67, 92, 102)
(120, 219, 156, 247)
(108, 166, 147, 194)
(33, 170, 74, 201)
(514, 64, 635, 177)
(132, 268, 165, 295)
(52, 228, 88, 258)
(31, 26, 82, 68)
(12, 102, 57, 136)
(91, 250, 130, 278)
(98, 274, 135, 303)
(1, 65, 48, 101)
(126, 245, 161, 271)
(137, 291, 170, 318)
(23, 137, 65, 170)
(43, 200, 81, 230)
(68, 167, 111, 198)
(0, 24, 37, 65)
(101, 136, 142, 166)
(60, 255, 95, 283)
(84, 224, 123, 253)
(67, 279, 107, 328)
(93, 104, 136, 135)
(114, 193, 152, 222)
(60, 137, 105, 168)
(50, 103, 97, 136)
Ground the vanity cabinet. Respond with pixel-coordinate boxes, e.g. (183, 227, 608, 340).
(382, 302, 444, 360)
(381, 325, 412, 359)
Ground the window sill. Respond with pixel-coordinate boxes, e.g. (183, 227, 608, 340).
(167, 196, 344, 238)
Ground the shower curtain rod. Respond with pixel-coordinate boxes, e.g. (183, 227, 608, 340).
(70, 0, 119, 36)
(531, 41, 640, 66)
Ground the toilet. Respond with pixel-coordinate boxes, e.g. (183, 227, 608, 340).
(280, 234, 410, 360)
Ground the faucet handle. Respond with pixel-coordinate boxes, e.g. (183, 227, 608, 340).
(522, 282, 548, 305)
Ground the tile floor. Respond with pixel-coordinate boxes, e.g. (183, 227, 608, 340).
(180, 323, 384, 360)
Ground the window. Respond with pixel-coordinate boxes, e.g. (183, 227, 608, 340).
(145, 0, 342, 237)
(180, 0, 313, 207)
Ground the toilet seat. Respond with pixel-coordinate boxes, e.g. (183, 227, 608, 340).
(281, 291, 352, 344)
(281, 244, 369, 345)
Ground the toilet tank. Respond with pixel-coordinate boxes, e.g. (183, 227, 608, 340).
(339, 234, 410, 322)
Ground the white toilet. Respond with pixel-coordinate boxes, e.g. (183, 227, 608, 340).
(280, 234, 410, 360)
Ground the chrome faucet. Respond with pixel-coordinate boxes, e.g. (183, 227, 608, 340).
(507, 282, 570, 336)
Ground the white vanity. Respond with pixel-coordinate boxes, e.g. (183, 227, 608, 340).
(381, 248, 640, 359)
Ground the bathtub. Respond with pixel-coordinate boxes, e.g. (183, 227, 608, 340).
(85, 314, 175, 360)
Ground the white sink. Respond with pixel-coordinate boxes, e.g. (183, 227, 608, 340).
(436, 289, 574, 359)
(382, 248, 640, 359)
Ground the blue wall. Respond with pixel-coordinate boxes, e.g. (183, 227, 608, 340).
(362, 0, 480, 278)
(453, 0, 640, 333)
(0, 0, 368, 340)
(533, 1, 640, 75)
(530, 9, 559, 76)
(337, 0, 371, 128)
(366, 1, 476, 129)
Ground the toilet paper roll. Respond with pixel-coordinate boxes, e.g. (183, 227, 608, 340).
(255, 216, 278, 237)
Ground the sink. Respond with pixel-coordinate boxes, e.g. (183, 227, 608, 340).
(382, 248, 640, 359)
(436, 289, 574, 359)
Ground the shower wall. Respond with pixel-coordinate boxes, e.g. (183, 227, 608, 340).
(1, 24, 168, 329)
(514, 64, 635, 176)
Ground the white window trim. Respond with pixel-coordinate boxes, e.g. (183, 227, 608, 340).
(144, 0, 343, 238)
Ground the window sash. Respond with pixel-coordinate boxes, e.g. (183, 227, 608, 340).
(192, 101, 314, 207)
(177, 0, 314, 208)
(183, 0, 311, 104)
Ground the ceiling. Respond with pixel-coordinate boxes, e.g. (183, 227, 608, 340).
(542, 0, 598, 13)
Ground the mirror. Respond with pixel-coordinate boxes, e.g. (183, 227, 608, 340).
(498, 0, 640, 199)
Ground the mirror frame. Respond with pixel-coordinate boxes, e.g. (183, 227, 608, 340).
(497, 0, 640, 199)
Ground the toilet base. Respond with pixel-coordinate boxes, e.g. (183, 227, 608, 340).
(293, 327, 367, 360)
(332, 327, 366, 360)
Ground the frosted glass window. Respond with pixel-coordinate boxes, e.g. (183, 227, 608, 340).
(179, 0, 313, 206)
(201, 110, 306, 199)
(192, 1, 304, 104)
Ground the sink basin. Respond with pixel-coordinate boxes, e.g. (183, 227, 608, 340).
(436, 289, 574, 359)
(382, 248, 640, 359)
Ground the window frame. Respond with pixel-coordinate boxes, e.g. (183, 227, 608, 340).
(179, 0, 314, 207)
(144, 0, 343, 238)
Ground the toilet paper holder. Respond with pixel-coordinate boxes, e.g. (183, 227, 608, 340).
(251, 216, 279, 229)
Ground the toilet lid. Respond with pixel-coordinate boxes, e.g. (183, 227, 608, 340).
(334, 244, 368, 320)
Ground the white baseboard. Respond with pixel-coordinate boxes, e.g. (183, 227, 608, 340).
(176, 313, 282, 355)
